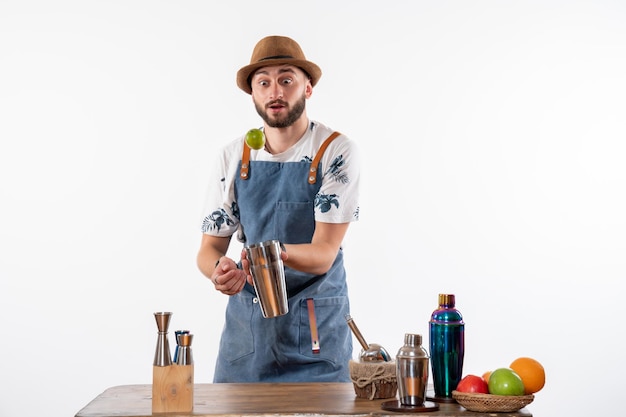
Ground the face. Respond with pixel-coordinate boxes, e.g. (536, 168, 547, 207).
(250, 65, 312, 128)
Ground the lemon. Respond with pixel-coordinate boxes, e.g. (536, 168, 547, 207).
(245, 128, 265, 150)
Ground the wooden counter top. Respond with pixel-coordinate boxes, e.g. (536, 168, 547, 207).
(74, 383, 532, 417)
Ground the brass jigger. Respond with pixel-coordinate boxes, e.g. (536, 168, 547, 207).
(345, 314, 391, 362)
(153, 311, 173, 366)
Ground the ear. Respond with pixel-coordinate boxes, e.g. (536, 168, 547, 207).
(304, 80, 313, 99)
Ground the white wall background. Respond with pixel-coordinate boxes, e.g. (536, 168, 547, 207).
(1, 1, 624, 416)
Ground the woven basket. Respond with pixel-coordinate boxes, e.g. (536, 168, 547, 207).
(452, 390, 534, 412)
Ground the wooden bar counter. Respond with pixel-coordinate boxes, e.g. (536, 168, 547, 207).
(75, 383, 532, 417)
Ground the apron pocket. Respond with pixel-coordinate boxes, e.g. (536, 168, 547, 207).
(297, 296, 351, 363)
(276, 201, 315, 244)
(219, 293, 255, 362)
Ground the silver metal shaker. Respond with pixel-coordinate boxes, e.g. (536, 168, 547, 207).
(245, 240, 288, 318)
(396, 333, 429, 406)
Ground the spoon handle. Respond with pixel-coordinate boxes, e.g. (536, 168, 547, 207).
(345, 314, 369, 350)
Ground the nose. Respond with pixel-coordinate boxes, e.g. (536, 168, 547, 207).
(270, 84, 283, 100)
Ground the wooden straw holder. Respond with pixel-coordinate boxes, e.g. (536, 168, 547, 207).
(152, 364, 194, 413)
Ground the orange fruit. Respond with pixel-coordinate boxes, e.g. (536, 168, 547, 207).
(509, 357, 545, 394)
(482, 371, 492, 383)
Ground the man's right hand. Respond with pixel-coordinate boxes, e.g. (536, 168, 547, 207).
(212, 257, 247, 295)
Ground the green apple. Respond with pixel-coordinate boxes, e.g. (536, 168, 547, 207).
(488, 368, 525, 396)
(245, 128, 265, 150)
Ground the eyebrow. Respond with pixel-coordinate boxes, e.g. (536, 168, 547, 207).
(253, 66, 299, 78)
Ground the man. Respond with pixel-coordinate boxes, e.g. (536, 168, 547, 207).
(197, 35, 360, 382)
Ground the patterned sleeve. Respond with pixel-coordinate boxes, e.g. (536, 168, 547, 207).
(315, 134, 360, 223)
(199, 142, 241, 237)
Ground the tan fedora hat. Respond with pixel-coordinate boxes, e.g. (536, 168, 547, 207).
(236, 35, 322, 94)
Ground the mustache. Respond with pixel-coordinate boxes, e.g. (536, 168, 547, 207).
(266, 99, 288, 108)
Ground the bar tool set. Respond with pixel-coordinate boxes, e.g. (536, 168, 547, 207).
(152, 312, 194, 413)
(147, 294, 464, 413)
(349, 293, 463, 413)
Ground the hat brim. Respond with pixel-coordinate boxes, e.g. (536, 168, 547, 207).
(236, 58, 322, 94)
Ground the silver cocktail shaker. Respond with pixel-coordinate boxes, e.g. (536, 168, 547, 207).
(396, 333, 429, 406)
(245, 240, 288, 318)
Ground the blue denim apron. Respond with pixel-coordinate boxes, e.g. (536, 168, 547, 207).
(213, 133, 352, 382)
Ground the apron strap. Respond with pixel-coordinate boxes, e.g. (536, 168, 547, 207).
(308, 131, 341, 184)
(307, 298, 321, 354)
(240, 130, 342, 182)
(240, 138, 251, 180)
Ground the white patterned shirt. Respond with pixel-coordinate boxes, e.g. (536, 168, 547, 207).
(200, 120, 360, 240)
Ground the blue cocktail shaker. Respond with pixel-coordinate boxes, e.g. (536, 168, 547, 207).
(429, 294, 464, 400)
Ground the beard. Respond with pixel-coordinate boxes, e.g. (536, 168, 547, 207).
(254, 93, 306, 128)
